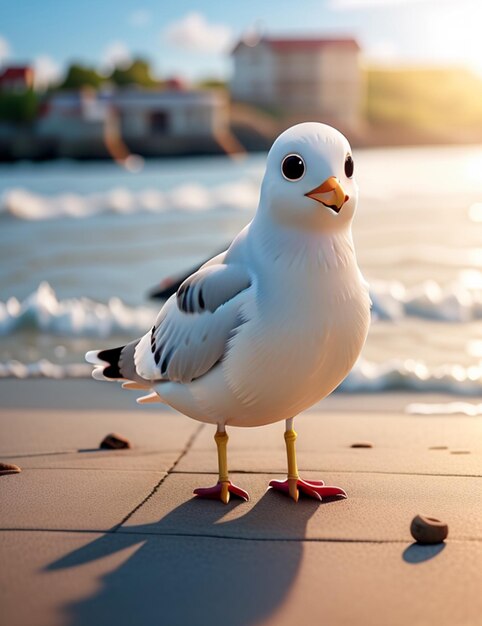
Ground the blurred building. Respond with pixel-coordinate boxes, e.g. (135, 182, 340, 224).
(36, 87, 228, 158)
(110, 89, 227, 140)
(0, 66, 34, 92)
(231, 37, 362, 128)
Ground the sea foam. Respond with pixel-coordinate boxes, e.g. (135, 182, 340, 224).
(1, 355, 481, 396)
(0, 282, 156, 338)
(0, 181, 259, 220)
(1, 281, 481, 342)
(340, 358, 482, 395)
(1, 284, 482, 393)
(370, 278, 482, 323)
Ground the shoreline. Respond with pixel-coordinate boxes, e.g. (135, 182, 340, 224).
(2, 124, 482, 164)
(2, 135, 482, 163)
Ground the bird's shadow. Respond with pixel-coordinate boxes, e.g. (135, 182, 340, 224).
(46, 490, 329, 626)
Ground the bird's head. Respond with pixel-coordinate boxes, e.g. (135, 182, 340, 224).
(259, 122, 358, 232)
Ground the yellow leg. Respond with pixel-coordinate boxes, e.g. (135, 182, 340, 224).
(194, 426, 249, 503)
(269, 418, 347, 502)
(215, 429, 230, 504)
(285, 423, 299, 502)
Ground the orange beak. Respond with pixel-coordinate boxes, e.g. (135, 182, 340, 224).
(304, 177, 349, 213)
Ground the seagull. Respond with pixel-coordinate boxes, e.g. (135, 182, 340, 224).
(86, 122, 371, 504)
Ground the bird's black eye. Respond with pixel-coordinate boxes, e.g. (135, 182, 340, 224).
(344, 154, 354, 178)
(281, 154, 305, 181)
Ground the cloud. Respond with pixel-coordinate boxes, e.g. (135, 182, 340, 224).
(128, 9, 150, 27)
(102, 41, 132, 72)
(0, 35, 11, 65)
(163, 12, 233, 54)
(33, 55, 62, 89)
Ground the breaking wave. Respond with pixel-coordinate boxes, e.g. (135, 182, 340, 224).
(0, 282, 156, 338)
(1, 280, 482, 342)
(370, 278, 482, 323)
(0, 181, 259, 220)
(1, 283, 482, 393)
(0, 360, 91, 379)
(1, 356, 481, 396)
(340, 358, 482, 395)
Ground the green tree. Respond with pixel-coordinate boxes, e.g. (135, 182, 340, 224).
(197, 78, 227, 90)
(60, 64, 105, 90)
(0, 90, 38, 124)
(109, 59, 157, 88)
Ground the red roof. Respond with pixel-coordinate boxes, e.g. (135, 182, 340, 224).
(233, 37, 359, 54)
(0, 66, 33, 80)
(165, 76, 186, 90)
(267, 37, 359, 51)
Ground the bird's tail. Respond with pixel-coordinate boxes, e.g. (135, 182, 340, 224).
(86, 342, 162, 404)
(86, 346, 125, 381)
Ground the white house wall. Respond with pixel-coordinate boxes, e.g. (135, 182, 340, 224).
(273, 50, 324, 110)
(319, 48, 361, 125)
(231, 41, 362, 127)
(111, 91, 226, 138)
(231, 43, 277, 103)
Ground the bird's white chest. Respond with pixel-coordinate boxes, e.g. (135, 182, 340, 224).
(223, 261, 370, 426)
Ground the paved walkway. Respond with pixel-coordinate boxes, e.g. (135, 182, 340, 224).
(1, 390, 481, 626)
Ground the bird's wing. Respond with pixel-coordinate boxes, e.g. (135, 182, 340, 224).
(176, 263, 250, 314)
(134, 263, 252, 384)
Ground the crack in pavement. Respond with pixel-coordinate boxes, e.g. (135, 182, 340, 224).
(111, 423, 205, 532)
(170, 469, 482, 479)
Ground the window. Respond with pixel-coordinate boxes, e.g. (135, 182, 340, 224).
(150, 111, 168, 134)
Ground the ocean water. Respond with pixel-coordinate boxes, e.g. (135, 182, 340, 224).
(1, 145, 482, 395)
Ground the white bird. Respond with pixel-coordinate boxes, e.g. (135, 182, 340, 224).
(86, 122, 371, 504)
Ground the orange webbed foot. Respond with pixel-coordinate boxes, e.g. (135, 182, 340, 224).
(269, 477, 347, 502)
(194, 481, 249, 504)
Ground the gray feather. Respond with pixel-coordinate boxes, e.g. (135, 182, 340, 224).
(176, 264, 251, 314)
(119, 339, 151, 384)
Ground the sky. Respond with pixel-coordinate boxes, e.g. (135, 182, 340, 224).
(1, 0, 482, 87)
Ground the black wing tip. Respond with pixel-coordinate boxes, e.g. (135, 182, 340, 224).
(97, 346, 124, 379)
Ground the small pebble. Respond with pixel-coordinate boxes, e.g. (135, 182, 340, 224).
(410, 514, 448, 544)
(0, 462, 21, 476)
(100, 433, 131, 450)
(350, 441, 373, 449)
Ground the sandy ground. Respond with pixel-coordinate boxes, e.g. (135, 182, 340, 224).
(0, 379, 481, 626)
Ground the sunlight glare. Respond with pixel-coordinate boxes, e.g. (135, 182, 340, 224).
(458, 269, 482, 289)
(466, 340, 482, 358)
(469, 202, 482, 222)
